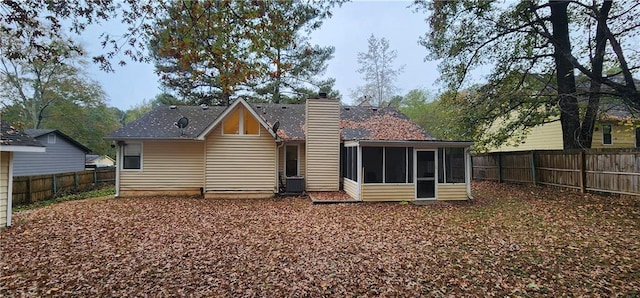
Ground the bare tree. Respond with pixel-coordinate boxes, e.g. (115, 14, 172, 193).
(352, 34, 404, 107)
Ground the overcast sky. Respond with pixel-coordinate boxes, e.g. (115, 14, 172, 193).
(84, 1, 440, 111)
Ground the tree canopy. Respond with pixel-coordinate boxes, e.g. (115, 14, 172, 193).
(415, 0, 640, 150)
(150, 0, 343, 105)
(0, 39, 120, 156)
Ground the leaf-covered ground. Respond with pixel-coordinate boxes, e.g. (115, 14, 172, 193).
(1, 182, 639, 296)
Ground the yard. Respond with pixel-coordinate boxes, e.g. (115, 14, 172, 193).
(1, 182, 639, 296)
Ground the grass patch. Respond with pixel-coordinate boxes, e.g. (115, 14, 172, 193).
(13, 186, 115, 212)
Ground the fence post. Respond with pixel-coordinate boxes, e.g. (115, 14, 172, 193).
(52, 174, 57, 194)
(530, 151, 537, 185)
(74, 172, 79, 190)
(93, 170, 97, 185)
(26, 176, 32, 204)
(497, 153, 503, 183)
(579, 151, 586, 193)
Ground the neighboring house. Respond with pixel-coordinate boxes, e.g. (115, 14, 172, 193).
(86, 154, 115, 168)
(106, 96, 474, 201)
(0, 120, 45, 227)
(12, 129, 92, 176)
(492, 106, 640, 152)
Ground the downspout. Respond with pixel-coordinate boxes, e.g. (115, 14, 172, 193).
(115, 142, 121, 197)
(356, 144, 362, 201)
(466, 147, 473, 200)
(7, 152, 13, 227)
(276, 141, 285, 194)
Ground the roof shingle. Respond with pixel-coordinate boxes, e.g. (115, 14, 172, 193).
(0, 120, 44, 148)
(107, 103, 435, 141)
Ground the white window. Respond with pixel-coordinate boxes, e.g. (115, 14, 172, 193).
(122, 143, 142, 170)
(358, 147, 413, 184)
(222, 107, 259, 135)
(602, 124, 612, 145)
(47, 134, 56, 144)
(438, 148, 466, 183)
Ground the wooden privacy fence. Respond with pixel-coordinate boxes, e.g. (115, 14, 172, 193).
(12, 167, 116, 205)
(473, 150, 639, 196)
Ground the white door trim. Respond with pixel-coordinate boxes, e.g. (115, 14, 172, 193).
(415, 149, 437, 200)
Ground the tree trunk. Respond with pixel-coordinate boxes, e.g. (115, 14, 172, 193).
(273, 48, 281, 104)
(578, 1, 612, 148)
(221, 92, 230, 106)
(550, 0, 580, 150)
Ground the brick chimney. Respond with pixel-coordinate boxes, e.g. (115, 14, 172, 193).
(305, 94, 340, 191)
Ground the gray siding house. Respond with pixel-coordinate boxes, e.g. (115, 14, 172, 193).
(13, 129, 91, 176)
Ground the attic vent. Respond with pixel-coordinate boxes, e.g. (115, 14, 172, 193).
(344, 107, 350, 111)
(256, 105, 262, 109)
(281, 106, 287, 109)
(169, 105, 177, 110)
(319, 92, 327, 98)
(200, 104, 209, 110)
(371, 107, 378, 112)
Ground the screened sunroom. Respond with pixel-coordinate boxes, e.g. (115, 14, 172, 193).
(340, 140, 473, 201)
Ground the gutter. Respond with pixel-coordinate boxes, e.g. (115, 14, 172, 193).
(275, 141, 285, 194)
(114, 142, 121, 197)
(7, 152, 13, 227)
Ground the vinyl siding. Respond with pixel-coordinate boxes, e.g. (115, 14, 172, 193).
(12, 133, 86, 176)
(1, 152, 9, 226)
(437, 184, 468, 201)
(361, 184, 414, 202)
(305, 99, 340, 191)
(205, 125, 276, 194)
(493, 120, 638, 151)
(493, 121, 563, 152)
(120, 140, 204, 192)
(592, 122, 636, 148)
(343, 178, 359, 200)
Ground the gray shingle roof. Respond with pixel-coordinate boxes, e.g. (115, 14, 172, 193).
(23, 129, 56, 138)
(0, 120, 44, 148)
(340, 106, 434, 141)
(24, 129, 92, 153)
(600, 103, 639, 120)
(107, 103, 434, 141)
(107, 106, 226, 139)
(253, 104, 306, 140)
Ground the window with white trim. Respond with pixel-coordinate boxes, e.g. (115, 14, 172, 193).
(47, 133, 56, 144)
(285, 145, 299, 177)
(602, 124, 612, 145)
(438, 148, 466, 183)
(341, 146, 358, 181)
(223, 106, 259, 135)
(122, 143, 142, 170)
(360, 147, 413, 184)
(362, 147, 383, 183)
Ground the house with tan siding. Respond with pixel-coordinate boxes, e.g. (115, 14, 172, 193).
(492, 105, 639, 152)
(107, 96, 473, 201)
(0, 120, 45, 227)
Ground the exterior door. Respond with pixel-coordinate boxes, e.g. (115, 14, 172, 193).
(415, 150, 436, 200)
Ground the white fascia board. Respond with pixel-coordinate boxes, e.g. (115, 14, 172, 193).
(0, 145, 46, 152)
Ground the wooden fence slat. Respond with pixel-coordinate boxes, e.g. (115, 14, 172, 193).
(579, 151, 585, 193)
(473, 150, 639, 196)
(12, 167, 116, 206)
